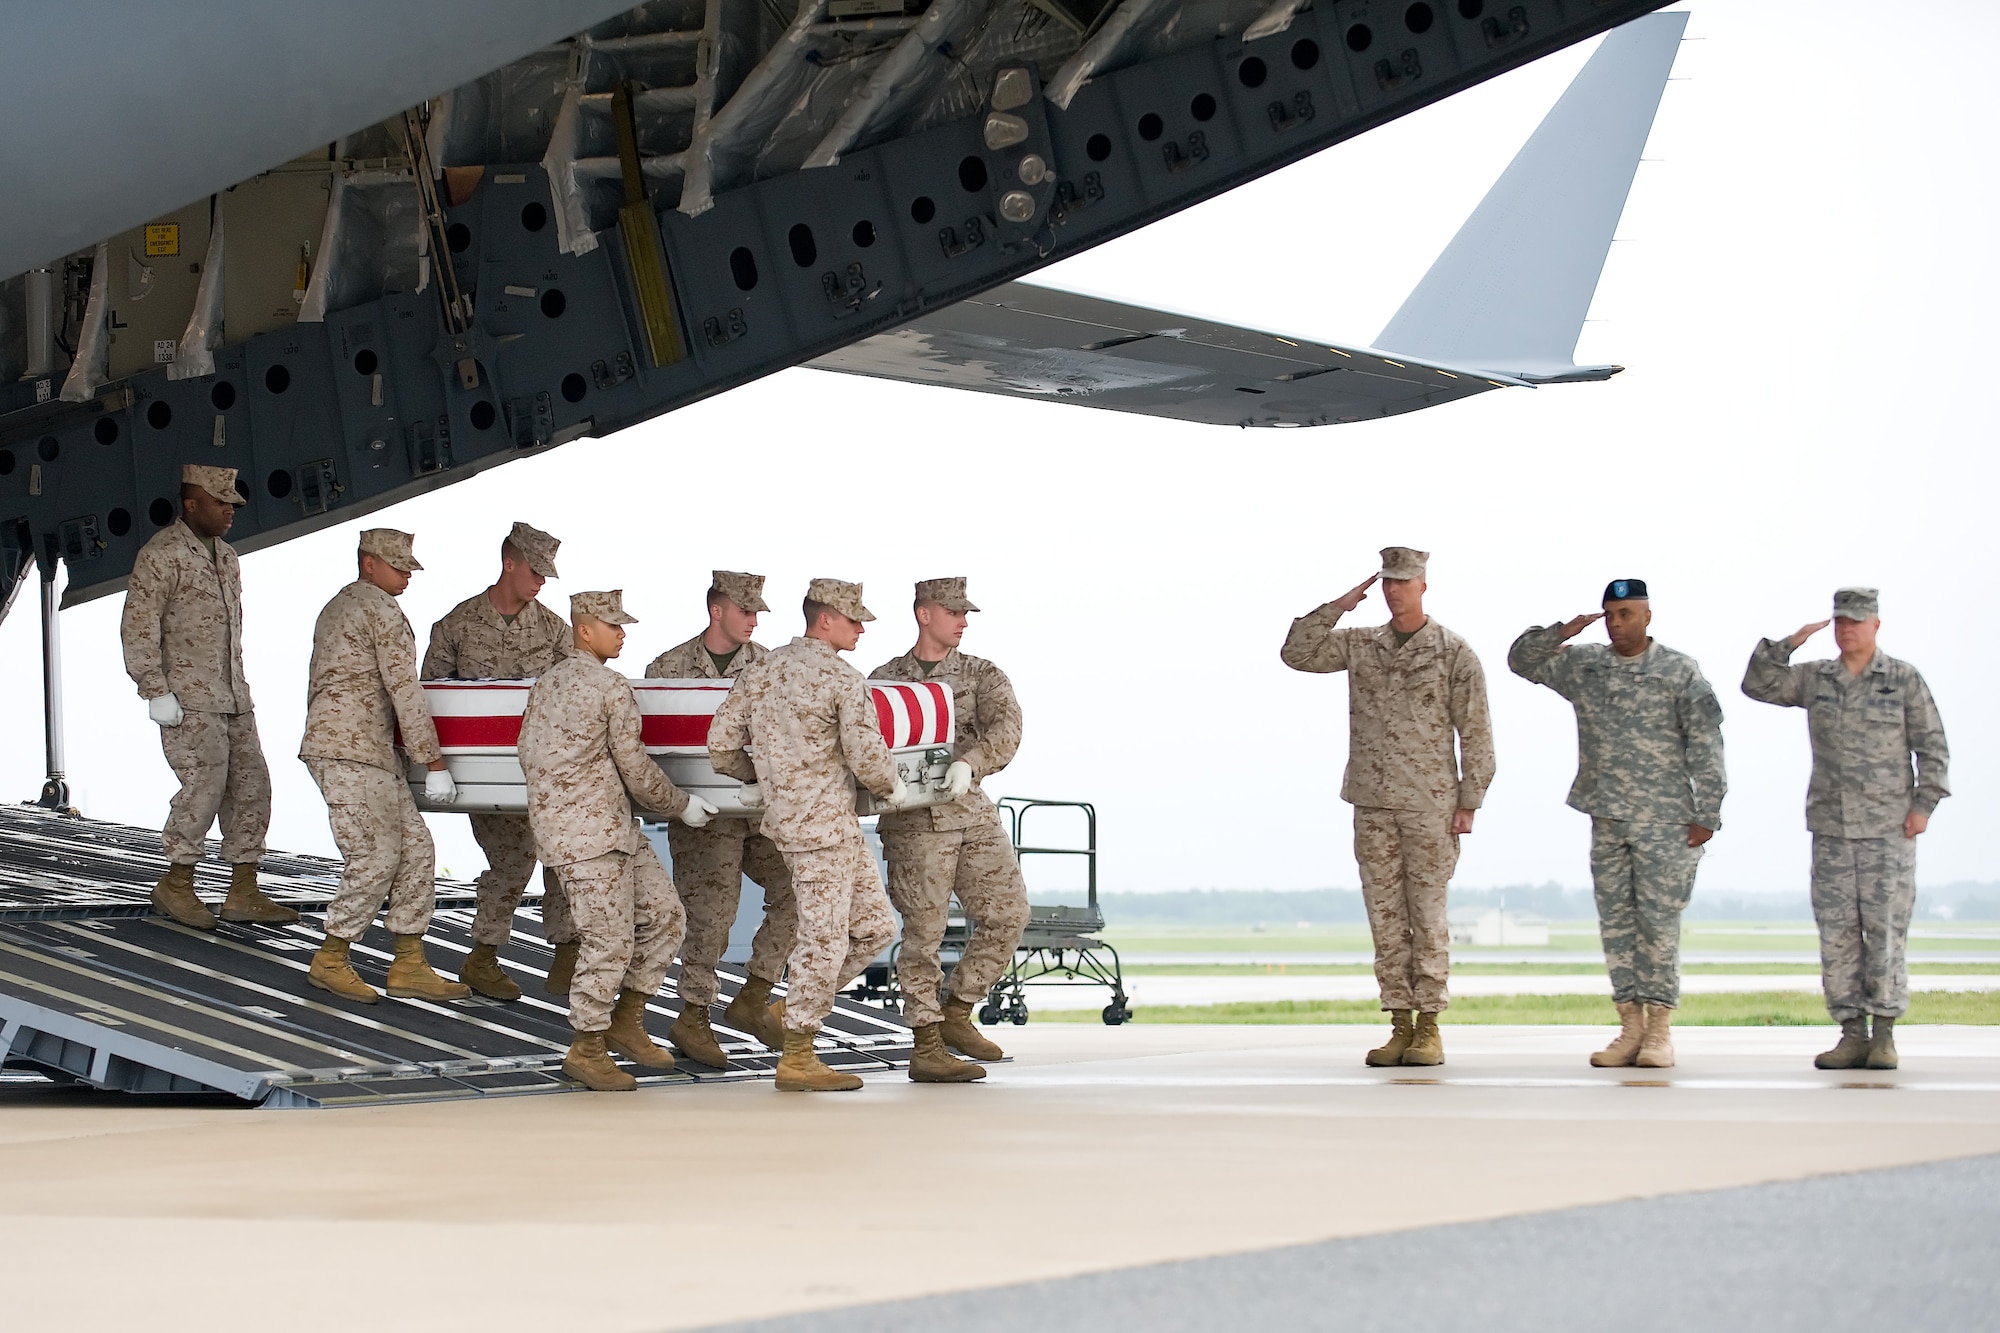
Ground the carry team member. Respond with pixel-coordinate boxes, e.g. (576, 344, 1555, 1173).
(1742, 588, 1949, 1071)
(643, 570, 796, 1066)
(422, 521, 574, 1001)
(1509, 579, 1727, 1069)
(120, 464, 293, 928)
(519, 591, 717, 1092)
(1281, 548, 1495, 1068)
(708, 579, 914, 1092)
(871, 577, 1030, 1082)
(299, 529, 469, 1004)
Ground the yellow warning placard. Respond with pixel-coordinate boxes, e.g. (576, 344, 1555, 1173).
(143, 224, 181, 257)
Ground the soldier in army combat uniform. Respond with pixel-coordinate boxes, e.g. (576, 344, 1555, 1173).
(422, 521, 574, 1001)
(1510, 579, 1727, 1069)
(872, 577, 1031, 1083)
(121, 464, 294, 929)
(1282, 548, 1495, 1067)
(1742, 587, 1948, 1070)
(643, 570, 796, 1067)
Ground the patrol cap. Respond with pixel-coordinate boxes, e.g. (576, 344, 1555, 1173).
(1833, 587, 1880, 621)
(358, 528, 422, 572)
(806, 577, 874, 623)
(571, 590, 638, 625)
(1603, 578, 1648, 603)
(505, 521, 560, 578)
(711, 570, 770, 613)
(914, 576, 979, 613)
(1379, 546, 1428, 581)
(181, 464, 245, 506)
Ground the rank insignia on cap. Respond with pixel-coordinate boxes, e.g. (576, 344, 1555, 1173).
(1603, 578, 1649, 603)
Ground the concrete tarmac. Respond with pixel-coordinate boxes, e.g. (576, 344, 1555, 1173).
(3, 1024, 1997, 1331)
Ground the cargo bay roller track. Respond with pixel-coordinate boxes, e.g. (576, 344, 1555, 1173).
(0, 0, 1665, 618)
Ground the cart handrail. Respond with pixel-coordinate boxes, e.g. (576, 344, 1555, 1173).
(996, 796, 1096, 910)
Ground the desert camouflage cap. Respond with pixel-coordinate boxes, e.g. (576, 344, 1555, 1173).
(358, 528, 422, 572)
(1833, 587, 1880, 621)
(181, 464, 245, 506)
(571, 590, 638, 625)
(806, 577, 874, 622)
(915, 576, 980, 613)
(1379, 546, 1429, 581)
(712, 570, 769, 613)
(505, 521, 560, 578)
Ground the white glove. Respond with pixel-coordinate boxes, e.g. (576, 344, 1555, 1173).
(880, 782, 919, 812)
(943, 760, 974, 799)
(680, 795, 719, 828)
(736, 782, 764, 811)
(148, 693, 183, 728)
(424, 768, 458, 805)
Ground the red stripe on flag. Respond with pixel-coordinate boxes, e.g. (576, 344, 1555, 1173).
(924, 680, 951, 744)
(895, 684, 927, 747)
(640, 714, 712, 747)
(434, 715, 523, 748)
(872, 687, 896, 745)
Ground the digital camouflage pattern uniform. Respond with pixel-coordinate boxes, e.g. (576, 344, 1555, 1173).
(299, 565, 444, 942)
(1742, 628, 1948, 1022)
(1510, 627, 1727, 1008)
(120, 514, 271, 866)
(1281, 606, 1495, 1013)
(871, 643, 1030, 1027)
(423, 587, 575, 948)
(645, 631, 795, 1009)
(709, 623, 902, 1034)
(519, 637, 690, 1033)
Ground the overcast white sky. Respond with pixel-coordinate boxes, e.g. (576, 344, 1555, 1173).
(1, 2, 1992, 899)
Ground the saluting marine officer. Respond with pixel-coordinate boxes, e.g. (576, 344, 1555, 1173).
(871, 577, 1030, 1083)
(1509, 579, 1727, 1069)
(120, 464, 294, 928)
(519, 591, 718, 1092)
(708, 579, 914, 1092)
(643, 570, 797, 1067)
(1742, 588, 1949, 1070)
(422, 521, 574, 1001)
(299, 529, 469, 1004)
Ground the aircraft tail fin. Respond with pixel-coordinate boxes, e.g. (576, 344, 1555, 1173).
(1372, 10, 1687, 383)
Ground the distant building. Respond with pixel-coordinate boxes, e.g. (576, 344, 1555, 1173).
(1448, 907, 1550, 947)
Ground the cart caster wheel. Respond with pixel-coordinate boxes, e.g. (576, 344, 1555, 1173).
(1010, 1003, 1029, 1026)
(1102, 1004, 1130, 1026)
(979, 1000, 1003, 1026)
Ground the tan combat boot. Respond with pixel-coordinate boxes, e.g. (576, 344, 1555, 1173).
(1865, 1015, 1898, 1070)
(307, 935, 379, 1004)
(151, 863, 217, 930)
(774, 1028, 863, 1092)
(563, 1031, 637, 1092)
(384, 934, 472, 1001)
(544, 940, 579, 995)
(940, 996, 1005, 1061)
(668, 1004, 729, 1069)
(1365, 1010, 1415, 1067)
(1402, 1011, 1444, 1066)
(909, 1023, 987, 1083)
(1635, 1004, 1675, 1068)
(458, 943, 522, 1001)
(1814, 1017, 1871, 1070)
(1590, 1001, 1647, 1068)
(725, 975, 786, 1051)
(604, 989, 676, 1070)
(218, 863, 299, 924)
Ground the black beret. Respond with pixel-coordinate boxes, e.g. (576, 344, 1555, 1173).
(1603, 578, 1649, 603)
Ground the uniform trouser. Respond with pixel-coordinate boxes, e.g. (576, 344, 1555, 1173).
(467, 812, 573, 947)
(882, 810, 1031, 1026)
(1353, 806, 1459, 1012)
(554, 842, 686, 1032)
(305, 758, 435, 941)
(667, 817, 796, 1007)
(1812, 834, 1918, 1022)
(160, 709, 272, 865)
(1590, 817, 1702, 1007)
(777, 823, 897, 1033)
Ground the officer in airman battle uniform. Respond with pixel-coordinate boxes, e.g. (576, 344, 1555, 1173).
(1742, 587, 1949, 1071)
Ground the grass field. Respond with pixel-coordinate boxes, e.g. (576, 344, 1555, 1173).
(1101, 923, 2000, 954)
(1120, 961, 2000, 977)
(1037, 991, 2000, 1026)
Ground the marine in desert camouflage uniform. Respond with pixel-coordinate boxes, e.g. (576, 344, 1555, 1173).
(708, 578, 911, 1092)
(1509, 578, 1727, 1069)
(872, 577, 1029, 1082)
(520, 590, 716, 1093)
(1742, 587, 1949, 1071)
(119, 464, 293, 929)
(642, 570, 796, 1067)
(421, 521, 574, 1001)
(1282, 547, 1495, 1068)
(298, 529, 469, 1005)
